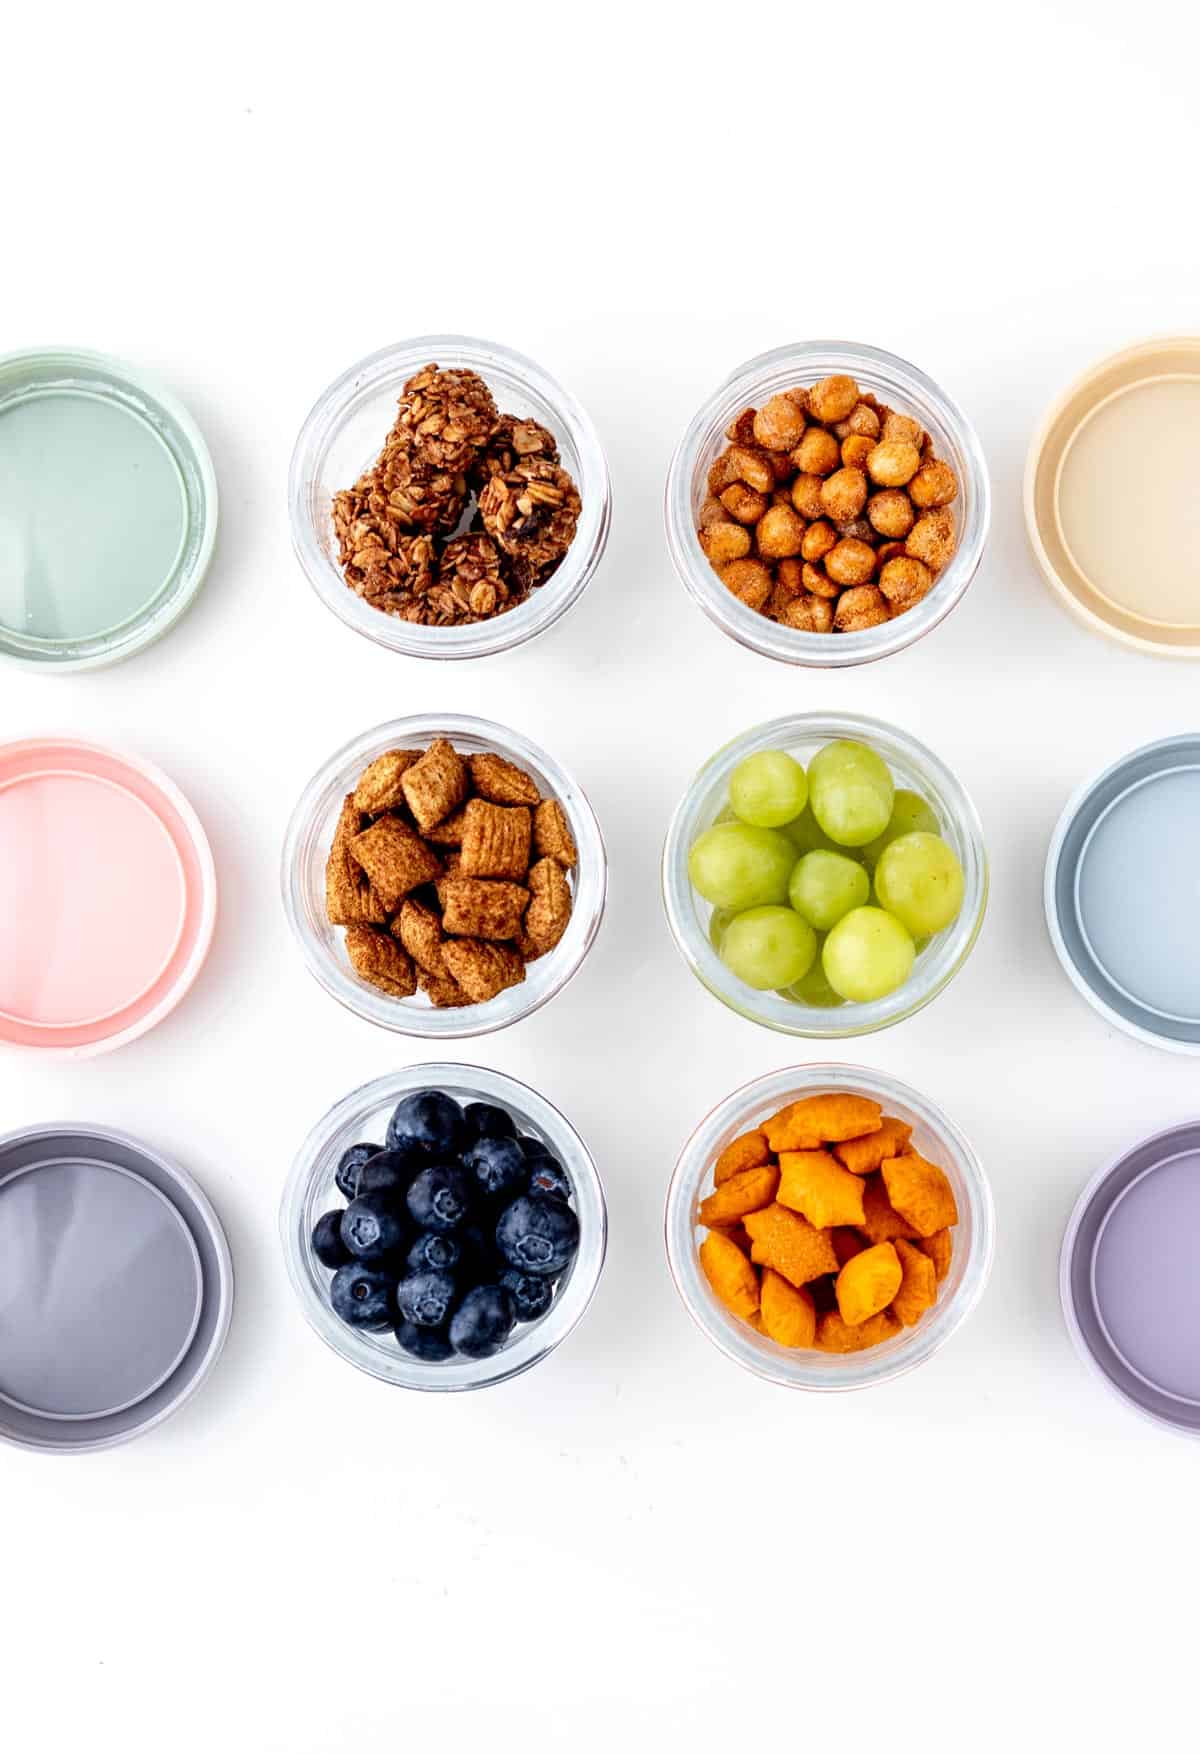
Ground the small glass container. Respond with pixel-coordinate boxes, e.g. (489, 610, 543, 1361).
(282, 713, 606, 1039)
(665, 1063, 994, 1391)
(661, 711, 987, 1038)
(288, 335, 611, 660)
(281, 1065, 607, 1391)
(665, 340, 989, 667)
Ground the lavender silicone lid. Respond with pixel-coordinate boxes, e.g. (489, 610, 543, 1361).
(1061, 1122, 1200, 1434)
(0, 1126, 233, 1452)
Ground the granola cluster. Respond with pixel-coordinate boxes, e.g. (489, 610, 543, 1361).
(697, 374, 959, 635)
(326, 738, 577, 1008)
(331, 365, 581, 628)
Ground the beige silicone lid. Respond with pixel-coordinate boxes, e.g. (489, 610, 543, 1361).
(1024, 337, 1200, 656)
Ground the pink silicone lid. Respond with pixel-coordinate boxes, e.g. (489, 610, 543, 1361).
(0, 739, 217, 1056)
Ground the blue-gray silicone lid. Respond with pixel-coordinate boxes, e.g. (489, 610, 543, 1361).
(1045, 734, 1200, 1052)
(0, 1126, 233, 1451)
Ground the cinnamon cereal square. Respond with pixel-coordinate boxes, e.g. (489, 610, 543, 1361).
(349, 816, 441, 912)
(352, 749, 419, 815)
(533, 799, 577, 868)
(467, 751, 540, 807)
(345, 926, 417, 997)
(440, 877, 529, 941)
(523, 857, 572, 953)
(459, 799, 532, 880)
(393, 897, 447, 975)
(400, 737, 469, 831)
(441, 939, 526, 1003)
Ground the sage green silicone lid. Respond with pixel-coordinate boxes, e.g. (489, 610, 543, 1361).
(0, 348, 218, 670)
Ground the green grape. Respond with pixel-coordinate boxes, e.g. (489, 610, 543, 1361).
(788, 849, 870, 932)
(728, 750, 808, 828)
(874, 832, 965, 937)
(860, 788, 940, 869)
(720, 906, 816, 990)
(822, 906, 915, 1003)
(782, 806, 841, 856)
(708, 907, 736, 951)
(781, 943, 846, 1008)
(688, 821, 796, 911)
(808, 739, 895, 848)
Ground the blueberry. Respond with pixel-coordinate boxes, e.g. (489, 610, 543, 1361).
(357, 1150, 419, 1198)
(459, 1220, 505, 1279)
(463, 1101, 517, 1144)
(449, 1285, 515, 1358)
(340, 1192, 407, 1261)
(495, 1195, 579, 1276)
(312, 1210, 352, 1269)
(335, 1141, 377, 1202)
(463, 1135, 528, 1203)
(394, 1320, 454, 1362)
(387, 1090, 465, 1158)
(330, 1263, 394, 1329)
(407, 1164, 471, 1233)
(519, 1135, 556, 1165)
(500, 1267, 555, 1322)
(406, 1231, 461, 1275)
(527, 1159, 572, 1203)
(396, 1270, 458, 1329)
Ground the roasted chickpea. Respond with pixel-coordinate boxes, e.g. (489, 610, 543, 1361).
(783, 591, 835, 633)
(698, 495, 727, 529)
(771, 485, 794, 507)
(808, 374, 859, 423)
(802, 561, 839, 599)
(698, 521, 752, 566)
(784, 386, 810, 416)
(756, 503, 806, 559)
(824, 537, 877, 586)
(790, 472, 826, 519)
(879, 555, 934, 611)
(908, 458, 959, 508)
(795, 427, 841, 477)
(840, 434, 874, 469)
(906, 508, 956, 571)
(847, 402, 881, 438)
(876, 540, 907, 566)
(866, 440, 921, 487)
(837, 517, 873, 542)
(867, 488, 916, 539)
(775, 557, 806, 597)
(724, 445, 775, 494)
(881, 411, 923, 447)
(753, 394, 807, 453)
(819, 466, 868, 523)
(707, 453, 733, 495)
(719, 558, 773, 611)
(725, 407, 758, 446)
(801, 518, 838, 562)
(720, 482, 768, 524)
(834, 584, 891, 631)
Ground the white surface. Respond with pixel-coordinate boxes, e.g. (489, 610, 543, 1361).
(3, 4, 1199, 1748)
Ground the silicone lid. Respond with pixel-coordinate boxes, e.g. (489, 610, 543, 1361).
(0, 1158, 202, 1419)
(1025, 337, 1200, 656)
(1045, 735, 1200, 1052)
(0, 348, 217, 670)
(1062, 1123, 1200, 1434)
(0, 738, 217, 1056)
(0, 1126, 233, 1452)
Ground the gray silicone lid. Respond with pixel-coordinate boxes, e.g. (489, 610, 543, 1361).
(1062, 1123, 1200, 1434)
(1045, 734, 1200, 1052)
(0, 1126, 233, 1452)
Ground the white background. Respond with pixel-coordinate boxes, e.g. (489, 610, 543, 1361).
(3, 4, 1199, 1748)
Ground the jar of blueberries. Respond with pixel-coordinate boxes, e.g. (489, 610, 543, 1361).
(281, 1066, 607, 1389)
